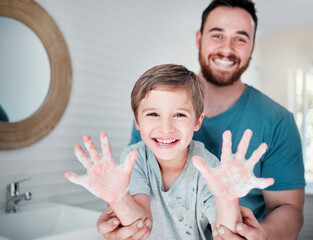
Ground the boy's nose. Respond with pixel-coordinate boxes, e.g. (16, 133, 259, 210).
(159, 117, 175, 133)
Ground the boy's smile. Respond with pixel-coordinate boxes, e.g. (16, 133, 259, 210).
(154, 138, 178, 147)
(134, 89, 204, 165)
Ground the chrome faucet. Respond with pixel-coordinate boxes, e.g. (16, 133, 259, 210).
(5, 178, 32, 213)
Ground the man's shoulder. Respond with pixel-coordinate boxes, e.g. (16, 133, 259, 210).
(247, 85, 292, 118)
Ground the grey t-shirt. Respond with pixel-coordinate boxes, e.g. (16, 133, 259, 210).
(120, 140, 220, 240)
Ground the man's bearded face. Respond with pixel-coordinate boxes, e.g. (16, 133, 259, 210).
(198, 43, 251, 87)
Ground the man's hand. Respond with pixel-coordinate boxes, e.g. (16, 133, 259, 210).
(64, 132, 138, 203)
(212, 206, 267, 240)
(97, 207, 152, 240)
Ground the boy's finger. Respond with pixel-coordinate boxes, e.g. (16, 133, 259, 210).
(192, 156, 214, 179)
(235, 129, 252, 161)
(245, 143, 267, 171)
(74, 145, 92, 170)
(100, 132, 114, 163)
(123, 150, 138, 174)
(83, 135, 101, 162)
(64, 172, 85, 186)
(221, 130, 233, 162)
(254, 177, 275, 190)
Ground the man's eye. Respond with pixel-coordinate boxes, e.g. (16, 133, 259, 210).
(213, 35, 222, 39)
(235, 37, 246, 43)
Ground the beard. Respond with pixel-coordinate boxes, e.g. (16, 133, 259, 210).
(198, 50, 251, 87)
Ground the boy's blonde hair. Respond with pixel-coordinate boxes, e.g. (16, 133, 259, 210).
(131, 64, 205, 122)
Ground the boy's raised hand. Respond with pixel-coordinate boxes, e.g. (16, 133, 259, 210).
(65, 132, 138, 204)
(192, 129, 274, 201)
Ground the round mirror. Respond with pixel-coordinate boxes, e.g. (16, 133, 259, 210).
(0, 0, 72, 149)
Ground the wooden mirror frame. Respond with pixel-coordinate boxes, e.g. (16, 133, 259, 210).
(0, 0, 72, 149)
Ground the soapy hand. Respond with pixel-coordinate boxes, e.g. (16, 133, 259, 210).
(192, 129, 274, 201)
(65, 132, 138, 204)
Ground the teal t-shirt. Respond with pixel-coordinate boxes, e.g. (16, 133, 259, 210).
(129, 85, 306, 221)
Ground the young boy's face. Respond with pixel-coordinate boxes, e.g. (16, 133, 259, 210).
(134, 88, 204, 163)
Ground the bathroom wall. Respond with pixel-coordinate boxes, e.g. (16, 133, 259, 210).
(256, 27, 313, 109)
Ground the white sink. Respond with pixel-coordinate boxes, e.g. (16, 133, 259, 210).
(0, 202, 104, 240)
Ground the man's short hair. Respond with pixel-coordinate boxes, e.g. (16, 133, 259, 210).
(200, 0, 258, 40)
(131, 64, 205, 122)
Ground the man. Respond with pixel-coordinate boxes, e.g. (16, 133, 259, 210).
(97, 0, 306, 239)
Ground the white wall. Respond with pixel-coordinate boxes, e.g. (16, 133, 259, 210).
(257, 27, 313, 109)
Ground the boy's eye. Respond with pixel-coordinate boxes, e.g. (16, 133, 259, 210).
(147, 113, 158, 117)
(175, 113, 186, 117)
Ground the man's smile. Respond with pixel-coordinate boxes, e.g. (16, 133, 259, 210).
(213, 58, 235, 67)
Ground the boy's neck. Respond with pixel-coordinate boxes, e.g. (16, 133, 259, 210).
(156, 150, 188, 192)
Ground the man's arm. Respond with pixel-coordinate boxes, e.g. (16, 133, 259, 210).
(213, 189, 304, 240)
(260, 188, 304, 239)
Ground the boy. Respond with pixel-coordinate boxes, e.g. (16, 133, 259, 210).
(65, 64, 273, 239)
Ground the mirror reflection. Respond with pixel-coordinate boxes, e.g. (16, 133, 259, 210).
(0, 0, 71, 150)
(0, 16, 50, 123)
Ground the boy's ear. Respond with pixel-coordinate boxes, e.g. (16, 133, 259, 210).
(132, 111, 140, 130)
(194, 112, 205, 131)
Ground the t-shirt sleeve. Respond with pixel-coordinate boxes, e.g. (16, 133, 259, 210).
(262, 113, 306, 190)
(120, 144, 151, 196)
